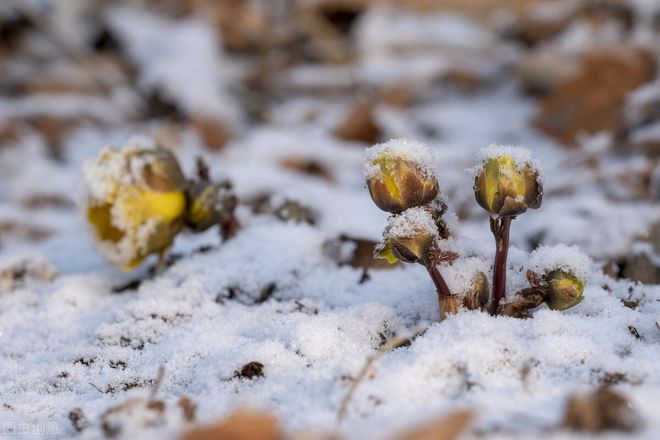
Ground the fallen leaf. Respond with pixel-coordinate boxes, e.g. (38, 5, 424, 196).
(181, 409, 282, 440)
(392, 409, 474, 440)
(562, 387, 641, 433)
(280, 157, 333, 181)
(191, 115, 231, 151)
(534, 47, 656, 146)
(333, 100, 381, 144)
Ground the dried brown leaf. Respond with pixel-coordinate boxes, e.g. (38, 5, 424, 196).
(392, 409, 474, 440)
(179, 396, 198, 423)
(280, 157, 333, 181)
(181, 409, 282, 440)
(535, 47, 656, 146)
(563, 387, 641, 433)
(191, 115, 231, 151)
(333, 100, 381, 144)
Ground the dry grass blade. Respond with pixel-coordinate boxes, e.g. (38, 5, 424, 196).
(337, 326, 427, 424)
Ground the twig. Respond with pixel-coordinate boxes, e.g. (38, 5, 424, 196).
(196, 156, 210, 181)
(149, 366, 166, 401)
(337, 326, 428, 424)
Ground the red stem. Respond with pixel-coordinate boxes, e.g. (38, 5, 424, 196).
(490, 216, 512, 315)
(425, 262, 454, 320)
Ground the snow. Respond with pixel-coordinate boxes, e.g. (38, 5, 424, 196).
(528, 244, 592, 281)
(105, 8, 241, 128)
(363, 138, 437, 181)
(472, 144, 543, 182)
(1, 103, 658, 439)
(384, 207, 438, 240)
(438, 256, 490, 298)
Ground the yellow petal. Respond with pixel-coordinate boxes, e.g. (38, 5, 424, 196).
(87, 204, 124, 243)
(116, 186, 186, 229)
(375, 242, 399, 264)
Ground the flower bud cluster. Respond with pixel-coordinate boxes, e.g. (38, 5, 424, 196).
(83, 139, 238, 271)
(364, 140, 449, 266)
(364, 139, 587, 320)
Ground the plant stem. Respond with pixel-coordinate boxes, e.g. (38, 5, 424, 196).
(424, 261, 453, 320)
(490, 216, 512, 315)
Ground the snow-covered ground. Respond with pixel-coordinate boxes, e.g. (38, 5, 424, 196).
(0, 1, 659, 439)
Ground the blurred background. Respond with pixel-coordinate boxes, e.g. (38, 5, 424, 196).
(0, 0, 659, 283)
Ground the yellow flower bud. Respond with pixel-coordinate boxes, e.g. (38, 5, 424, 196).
(375, 230, 435, 264)
(473, 146, 542, 217)
(185, 182, 237, 233)
(389, 231, 436, 264)
(374, 241, 399, 264)
(375, 207, 438, 264)
(84, 143, 187, 271)
(463, 271, 489, 311)
(364, 140, 439, 213)
(545, 269, 585, 311)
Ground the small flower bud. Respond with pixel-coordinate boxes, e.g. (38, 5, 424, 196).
(375, 207, 438, 264)
(364, 139, 439, 213)
(83, 142, 187, 271)
(528, 244, 589, 311)
(545, 269, 585, 311)
(436, 257, 489, 314)
(389, 231, 436, 264)
(185, 181, 238, 233)
(473, 145, 542, 217)
(463, 271, 489, 311)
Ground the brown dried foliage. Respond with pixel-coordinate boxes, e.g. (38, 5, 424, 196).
(535, 47, 656, 146)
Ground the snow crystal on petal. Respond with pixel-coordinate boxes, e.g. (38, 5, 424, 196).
(384, 207, 438, 239)
(471, 144, 543, 183)
(363, 138, 436, 180)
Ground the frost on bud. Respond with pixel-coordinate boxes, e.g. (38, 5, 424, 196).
(528, 244, 589, 311)
(375, 207, 438, 264)
(364, 139, 439, 213)
(441, 271, 488, 318)
(83, 142, 187, 271)
(473, 145, 542, 217)
(545, 269, 585, 311)
(438, 257, 490, 314)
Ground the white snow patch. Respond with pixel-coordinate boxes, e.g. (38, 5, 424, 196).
(528, 244, 592, 281)
(106, 8, 241, 128)
(438, 257, 490, 298)
(363, 138, 436, 181)
(384, 207, 438, 240)
(471, 144, 543, 183)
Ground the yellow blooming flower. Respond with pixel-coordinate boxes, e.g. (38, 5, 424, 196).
(84, 144, 187, 271)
